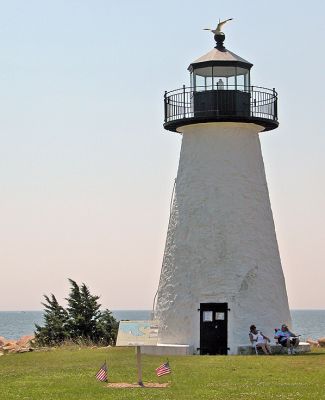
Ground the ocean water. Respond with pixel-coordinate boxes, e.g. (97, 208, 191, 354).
(0, 310, 324, 341)
(0, 310, 151, 340)
(290, 310, 325, 340)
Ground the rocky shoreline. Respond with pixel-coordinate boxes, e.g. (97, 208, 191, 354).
(0, 335, 35, 355)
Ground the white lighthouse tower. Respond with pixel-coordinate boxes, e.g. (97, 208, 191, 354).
(155, 26, 291, 355)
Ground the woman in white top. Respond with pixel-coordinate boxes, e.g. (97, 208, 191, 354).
(249, 324, 272, 354)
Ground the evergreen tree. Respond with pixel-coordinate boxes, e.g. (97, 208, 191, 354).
(34, 279, 118, 346)
(95, 309, 119, 345)
(34, 294, 69, 346)
(66, 279, 101, 341)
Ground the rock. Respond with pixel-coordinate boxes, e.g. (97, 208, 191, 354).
(16, 335, 34, 347)
(3, 343, 19, 354)
(318, 337, 325, 347)
(8, 347, 19, 354)
(0, 335, 35, 355)
(17, 348, 31, 353)
(3, 341, 17, 349)
(306, 338, 320, 347)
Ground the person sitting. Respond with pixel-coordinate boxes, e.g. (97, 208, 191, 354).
(274, 324, 300, 354)
(249, 325, 272, 355)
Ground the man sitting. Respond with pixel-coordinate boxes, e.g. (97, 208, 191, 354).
(275, 324, 299, 354)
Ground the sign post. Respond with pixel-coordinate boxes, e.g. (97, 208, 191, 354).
(116, 320, 158, 385)
(136, 346, 143, 385)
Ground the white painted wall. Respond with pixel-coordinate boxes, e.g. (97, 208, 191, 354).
(156, 122, 291, 354)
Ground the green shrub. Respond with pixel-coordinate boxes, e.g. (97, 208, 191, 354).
(35, 279, 117, 347)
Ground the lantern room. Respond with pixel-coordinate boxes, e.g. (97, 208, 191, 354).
(163, 32, 278, 132)
(189, 52, 251, 92)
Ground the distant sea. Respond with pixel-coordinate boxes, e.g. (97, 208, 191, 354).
(0, 310, 324, 341)
(0, 310, 151, 340)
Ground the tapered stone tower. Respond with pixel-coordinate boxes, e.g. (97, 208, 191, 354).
(155, 28, 291, 355)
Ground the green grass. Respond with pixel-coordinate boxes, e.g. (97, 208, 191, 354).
(1, 347, 325, 399)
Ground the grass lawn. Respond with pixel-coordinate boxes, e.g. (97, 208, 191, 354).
(1, 347, 325, 400)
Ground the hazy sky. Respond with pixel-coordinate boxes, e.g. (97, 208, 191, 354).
(0, 1, 324, 311)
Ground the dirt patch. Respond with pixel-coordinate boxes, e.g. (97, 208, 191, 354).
(106, 382, 170, 388)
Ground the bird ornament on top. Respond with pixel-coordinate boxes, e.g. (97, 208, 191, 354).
(203, 18, 233, 49)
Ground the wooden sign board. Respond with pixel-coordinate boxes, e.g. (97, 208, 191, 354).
(116, 320, 158, 347)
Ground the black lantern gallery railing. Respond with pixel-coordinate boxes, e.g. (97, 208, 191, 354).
(164, 85, 278, 132)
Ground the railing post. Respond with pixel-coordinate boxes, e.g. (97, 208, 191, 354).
(273, 88, 277, 121)
(183, 85, 186, 119)
(164, 91, 167, 122)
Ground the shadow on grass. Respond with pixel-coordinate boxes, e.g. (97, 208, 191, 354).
(303, 351, 325, 356)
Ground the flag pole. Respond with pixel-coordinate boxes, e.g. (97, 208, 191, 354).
(136, 346, 143, 386)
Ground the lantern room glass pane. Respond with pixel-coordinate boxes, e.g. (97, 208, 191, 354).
(237, 74, 244, 89)
(227, 76, 236, 89)
(213, 76, 226, 89)
(195, 74, 205, 91)
(237, 70, 250, 91)
(206, 76, 213, 90)
(212, 66, 236, 78)
(194, 66, 213, 77)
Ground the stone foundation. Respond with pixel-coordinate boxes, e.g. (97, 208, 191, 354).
(237, 342, 311, 355)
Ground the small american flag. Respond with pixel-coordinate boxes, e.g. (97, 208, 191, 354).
(95, 361, 108, 382)
(155, 361, 171, 377)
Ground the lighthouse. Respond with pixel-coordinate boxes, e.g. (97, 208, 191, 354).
(155, 24, 291, 355)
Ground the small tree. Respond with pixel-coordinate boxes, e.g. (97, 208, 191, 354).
(34, 279, 118, 346)
(95, 309, 119, 345)
(34, 294, 69, 346)
(66, 279, 101, 341)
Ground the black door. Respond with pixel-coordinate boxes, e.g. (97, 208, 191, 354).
(200, 303, 228, 355)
